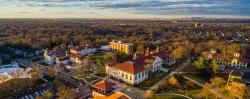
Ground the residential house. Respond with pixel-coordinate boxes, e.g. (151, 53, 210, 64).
(54, 50, 70, 65)
(70, 45, 96, 56)
(0, 62, 33, 84)
(69, 48, 86, 64)
(100, 45, 110, 51)
(44, 50, 56, 65)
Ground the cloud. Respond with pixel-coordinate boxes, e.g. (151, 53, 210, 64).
(1, 0, 250, 18)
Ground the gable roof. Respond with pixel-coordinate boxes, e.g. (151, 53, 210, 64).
(115, 60, 145, 74)
(95, 80, 115, 91)
(69, 53, 86, 60)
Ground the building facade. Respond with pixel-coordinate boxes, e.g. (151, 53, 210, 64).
(208, 49, 249, 69)
(106, 49, 171, 85)
(109, 40, 134, 54)
(44, 50, 56, 65)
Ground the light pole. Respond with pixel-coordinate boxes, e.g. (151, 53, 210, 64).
(227, 70, 234, 86)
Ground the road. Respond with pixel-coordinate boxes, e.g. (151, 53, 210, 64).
(147, 58, 191, 92)
(183, 76, 224, 98)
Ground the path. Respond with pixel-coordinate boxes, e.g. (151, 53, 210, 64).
(147, 58, 191, 92)
(183, 76, 224, 98)
(155, 93, 192, 99)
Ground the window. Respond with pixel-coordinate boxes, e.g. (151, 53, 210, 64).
(126, 74, 128, 79)
(130, 75, 132, 80)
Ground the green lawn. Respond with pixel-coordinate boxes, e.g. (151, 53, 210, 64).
(136, 71, 168, 90)
(154, 94, 189, 99)
(182, 72, 229, 85)
(89, 54, 104, 61)
(182, 73, 209, 84)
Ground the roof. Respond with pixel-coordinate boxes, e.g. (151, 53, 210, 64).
(151, 50, 172, 59)
(242, 71, 250, 80)
(93, 92, 129, 99)
(115, 60, 145, 74)
(239, 71, 250, 83)
(95, 80, 115, 91)
(108, 50, 170, 74)
(56, 56, 70, 61)
(239, 58, 250, 63)
(69, 53, 85, 60)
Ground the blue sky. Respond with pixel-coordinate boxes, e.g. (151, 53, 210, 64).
(0, 0, 250, 18)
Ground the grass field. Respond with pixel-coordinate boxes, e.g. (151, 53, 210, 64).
(136, 71, 168, 90)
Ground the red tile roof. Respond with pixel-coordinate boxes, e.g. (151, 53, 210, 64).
(95, 80, 115, 91)
(107, 50, 172, 74)
(115, 60, 145, 74)
(69, 53, 85, 60)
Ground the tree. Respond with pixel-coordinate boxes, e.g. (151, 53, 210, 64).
(171, 46, 190, 59)
(209, 59, 218, 74)
(136, 44, 145, 53)
(196, 77, 226, 98)
(96, 59, 106, 77)
(53, 80, 76, 99)
(193, 57, 205, 69)
(224, 82, 245, 98)
(103, 52, 116, 63)
(146, 92, 155, 99)
(193, 57, 218, 76)
(167, 76, 180, 88)
(40, 90, 53, 99)
(197, 77, 246, 99)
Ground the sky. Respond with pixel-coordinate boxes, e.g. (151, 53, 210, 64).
(0, 0, 250, 18)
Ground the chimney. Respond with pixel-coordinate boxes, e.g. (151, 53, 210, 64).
(150, 51, 154, 55)
(132, 53, 138, 60)
(210, 49, 216, 54)
(65, 51, 69, 56)
(145, 47, 149, 56)
(156, 47, 160, 53)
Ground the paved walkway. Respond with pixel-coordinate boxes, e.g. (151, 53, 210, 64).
(183, 76, 224, 98)
(155, 93, 192, 99)
(147, 58, 191, 92)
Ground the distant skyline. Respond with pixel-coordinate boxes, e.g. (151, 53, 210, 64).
(0, 0, 250, 18)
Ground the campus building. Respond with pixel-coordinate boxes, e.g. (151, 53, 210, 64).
(106, 48, 174, 85)
(109, 40, 134, 54)
(208, 49, 249, 69)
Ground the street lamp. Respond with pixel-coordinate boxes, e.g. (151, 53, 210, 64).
(227, 70, 234, 86)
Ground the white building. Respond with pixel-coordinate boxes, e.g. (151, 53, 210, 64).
(56, 56, 70, 65)
(106, 49, 171, 85)
(208, 49, 249, 69)
(70, 45, 96, 56)
(0, 62, 32, 84)
(106, 61, 149, 85)
(100, 45, 110, 51)
(44, 50, 56, 65)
